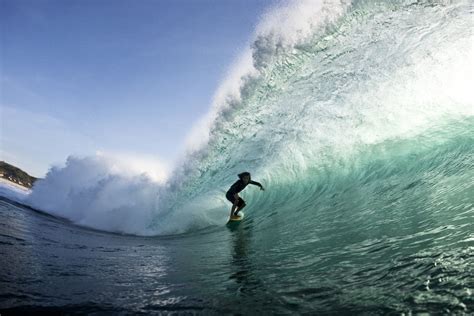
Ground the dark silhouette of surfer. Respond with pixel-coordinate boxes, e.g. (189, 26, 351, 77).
(226, 172, 264, 218)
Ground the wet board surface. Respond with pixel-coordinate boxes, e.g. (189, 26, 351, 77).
(226, 212, 244, 225)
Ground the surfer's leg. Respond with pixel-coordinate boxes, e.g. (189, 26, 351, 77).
(227, 193, 238, 217)
(233, 199, 246, 216)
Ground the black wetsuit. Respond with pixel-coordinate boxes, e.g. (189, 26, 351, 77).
(226, 179, 263, 207)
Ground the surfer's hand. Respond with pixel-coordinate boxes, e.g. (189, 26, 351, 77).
(260, 186, 265, 191)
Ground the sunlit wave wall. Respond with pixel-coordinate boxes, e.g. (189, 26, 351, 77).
(26, 0, 473, 236)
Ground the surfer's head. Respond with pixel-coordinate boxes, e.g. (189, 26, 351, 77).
(238, 172, 251, 184)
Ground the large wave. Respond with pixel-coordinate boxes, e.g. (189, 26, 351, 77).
(17, 0, 474, 235)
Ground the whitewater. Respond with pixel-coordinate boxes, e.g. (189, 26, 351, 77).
(1, 0, 473, 314)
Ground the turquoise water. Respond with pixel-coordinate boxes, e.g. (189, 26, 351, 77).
(150, 0, 473, 236)
(1, 0, 473, 314)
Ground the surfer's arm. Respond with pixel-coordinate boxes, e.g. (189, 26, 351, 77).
(250, 180, 264, 190)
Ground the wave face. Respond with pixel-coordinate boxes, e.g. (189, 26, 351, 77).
(25, 0, 473, 236)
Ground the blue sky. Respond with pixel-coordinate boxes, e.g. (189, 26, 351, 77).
(1, 0, 277, 177)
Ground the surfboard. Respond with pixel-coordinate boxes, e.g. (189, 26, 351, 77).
(227, 212, 244, 224)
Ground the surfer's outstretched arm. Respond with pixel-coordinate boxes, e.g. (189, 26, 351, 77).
(250, 180, 265, 190)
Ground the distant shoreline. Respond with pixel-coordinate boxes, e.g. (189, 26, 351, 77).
(0, 161, 37, 189)
(0, 177, 31, 191)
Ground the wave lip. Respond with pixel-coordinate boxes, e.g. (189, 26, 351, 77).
(187, 0, 352, 152)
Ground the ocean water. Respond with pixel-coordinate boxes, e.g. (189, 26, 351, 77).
(1, 0, 473, 314)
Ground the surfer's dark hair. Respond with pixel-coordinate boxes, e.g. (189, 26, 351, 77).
(238, 172, 251, 180)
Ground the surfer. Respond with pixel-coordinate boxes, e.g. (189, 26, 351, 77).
(226, 172, 264, 217)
